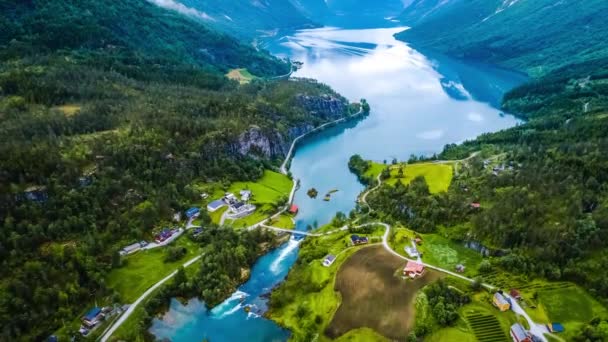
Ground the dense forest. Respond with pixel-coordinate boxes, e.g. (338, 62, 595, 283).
(0, 1, 354, 340)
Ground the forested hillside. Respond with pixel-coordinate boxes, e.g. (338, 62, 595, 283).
(396, 0, 608, 76)
(0, 1, 356, 340)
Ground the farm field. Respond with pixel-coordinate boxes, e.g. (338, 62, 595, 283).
(268, 214, 295, 229)
(384, 162, 453, 193)
(267, 224, 386, 340)
(326, 245, 442, 340)
(226, 68, 256, 84)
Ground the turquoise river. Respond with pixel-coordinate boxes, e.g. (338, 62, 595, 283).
(149, 24, 527, 341)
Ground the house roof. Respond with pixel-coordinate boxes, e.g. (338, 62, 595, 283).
(510, 323, 529, 341)
(233, 202, 244, 209)
(123, 242, 141, 252)
(185, 207, 200, 216)
(551, 323, 564, 332)
(289, 204, 299, 213)
(471, 202, 481, 208)
(494, 292, 510, 305)
(404, 261, 424, 273)
(207, 200, 225, 209)
(510, 289, 521, 297)
(351, 235, 368, 242)
(324, 254, 336, 262)
(84, 307, 101, 321)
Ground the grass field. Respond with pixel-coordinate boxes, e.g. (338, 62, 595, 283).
(363, 162, 387, 181)
(385, 162, 453, 193)
(226, 68, 256, 84)
(105, 236, 202, 303)
(327, 245, 442, 340)
(268, 214, 295, 229)
(389, 227, 484, 277)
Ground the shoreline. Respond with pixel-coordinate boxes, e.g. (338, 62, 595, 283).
(280, 107, 367, 174)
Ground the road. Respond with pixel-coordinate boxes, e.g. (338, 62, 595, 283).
(100, 255, 202, 342)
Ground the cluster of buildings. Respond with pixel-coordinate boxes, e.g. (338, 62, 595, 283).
(155, 227, 178, 243)
(207, 191, 256, 219)
(79, 306, 112, 336)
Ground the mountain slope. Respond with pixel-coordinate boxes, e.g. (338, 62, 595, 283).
(0, 1, 360, 340)
(155, 0, 318, 39)
(396, 0, 608, 76)
(0, 0, 290, 77)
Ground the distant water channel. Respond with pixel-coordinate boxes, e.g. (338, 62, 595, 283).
(149, 26, 526, 341)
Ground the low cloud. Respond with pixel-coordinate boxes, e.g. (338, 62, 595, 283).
(148, 0, 214, 21)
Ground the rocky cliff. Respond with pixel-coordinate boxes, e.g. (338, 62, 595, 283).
(235, 94, 348, 159)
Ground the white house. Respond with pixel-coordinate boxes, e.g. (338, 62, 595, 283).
(322, 254, 336, 267)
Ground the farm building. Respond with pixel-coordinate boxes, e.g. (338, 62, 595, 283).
(510, 323, 532, 342)
(403, 260, 425, 278)
(240, 190, 252, 201)
(289, 204, 299, 215)
(322, 254, 336, 267)
(229, 201, 256, 218)
(404, 245, 420, 258)
(350, 235, 369, 245)
(82, 307, 103, 328)
(510, 289, 522, 300)
(207, 199, 226, 212)
(493, 292, 511, 311)
(119, 241, 147, 256)
(547, 323, 564, 333)
(185, 207, 200, 218)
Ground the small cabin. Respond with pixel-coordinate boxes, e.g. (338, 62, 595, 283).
(510, 323, 532, 342)
(322, 254, 336, 267)
(493, 292, 511, 311)
(350, 235, 369, 245)
(510, 289, 522, 300)
(185, 207, 200, 219)
(289, 204, 299, 215)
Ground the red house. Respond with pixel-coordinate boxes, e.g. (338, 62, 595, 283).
(288, 204, 299, 215)
(403, 261, 425, 278)
(510, 289, 522, 300)
(471, 202, 481, 209)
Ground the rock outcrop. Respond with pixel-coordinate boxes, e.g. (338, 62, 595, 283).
(235, 94, 348, 159)
(296, 94, 347, 118)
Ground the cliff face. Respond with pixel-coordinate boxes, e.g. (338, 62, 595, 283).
(296, 94, 347, 119)
(235, 94, 348, 159)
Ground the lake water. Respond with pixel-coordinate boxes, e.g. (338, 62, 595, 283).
(149, 26, 526, 341)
